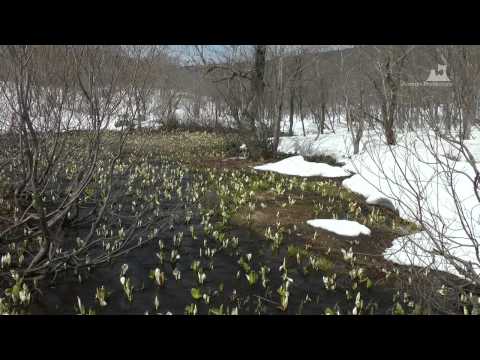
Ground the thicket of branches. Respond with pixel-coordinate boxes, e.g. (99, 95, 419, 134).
(151, 46, 474, 163)
(0, 46, 170, 301)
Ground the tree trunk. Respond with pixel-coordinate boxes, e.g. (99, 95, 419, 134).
(300, 109, 306, 137)
(272, 55, 284, 152)
(214, 101, 219, 130)
(385, 122, 396, 145)
(273, 101, 283, 152)
(381, 101, 396, 146)
(384, 92, 397, 145)
(462, 105, 474, 140)
(288, 88, 295, 136)
(250, 45, 266, 133)
(298, 95, 306, 136)
(444, 103, 452, 134)
(461, 91, 475, 140)
(320, 102, 326, 134)
(353, 135, 361, 154)
(246, 45, 267, 159)
(193, 97, 200, 122)
(136, 97, 143, 129)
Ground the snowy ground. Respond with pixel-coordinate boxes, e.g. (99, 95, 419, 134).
(280, 115, 322, 136)
(254, 155, 351, 178)
(307, 219, 371, 237)
(263, 120, 480, 280)
(344, 130, 480, 278)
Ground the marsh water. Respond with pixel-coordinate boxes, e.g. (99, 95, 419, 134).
(29, 217, 397, 315)
(27, 156, 407, 315)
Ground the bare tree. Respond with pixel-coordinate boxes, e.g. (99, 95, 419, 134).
(271, 46, 286, 152)
(446, 46, 480, 140)
(362, 45, 415, 145)
(0, 45, 156, 280)
(192, 45, 269, 158)
(354, 90, 480, 312)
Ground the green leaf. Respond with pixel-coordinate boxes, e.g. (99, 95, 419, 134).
(393, 302, 405, 315)
(366, 278, 373, 289)
(191, 287, 202, 300)
(324, 307, 337, 315)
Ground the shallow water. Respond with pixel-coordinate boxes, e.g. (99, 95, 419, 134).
(29, 229, 396, 315)
(28, 173, 398, 315)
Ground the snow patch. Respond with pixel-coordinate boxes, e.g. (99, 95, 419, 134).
(254, 155, 351, 178)
(277, 133, 350, 162)
(384, 231, 480, 276)
(342, 175, 396, 212)
(277, 125, 480, 279)
(307, 219, 371, 237)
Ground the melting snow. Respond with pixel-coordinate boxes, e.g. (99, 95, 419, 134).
(342, 175, 396, 211)
(307, 219, 371, 237)
(275, 121, 480, 279)
(254, 155, 351, 178)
